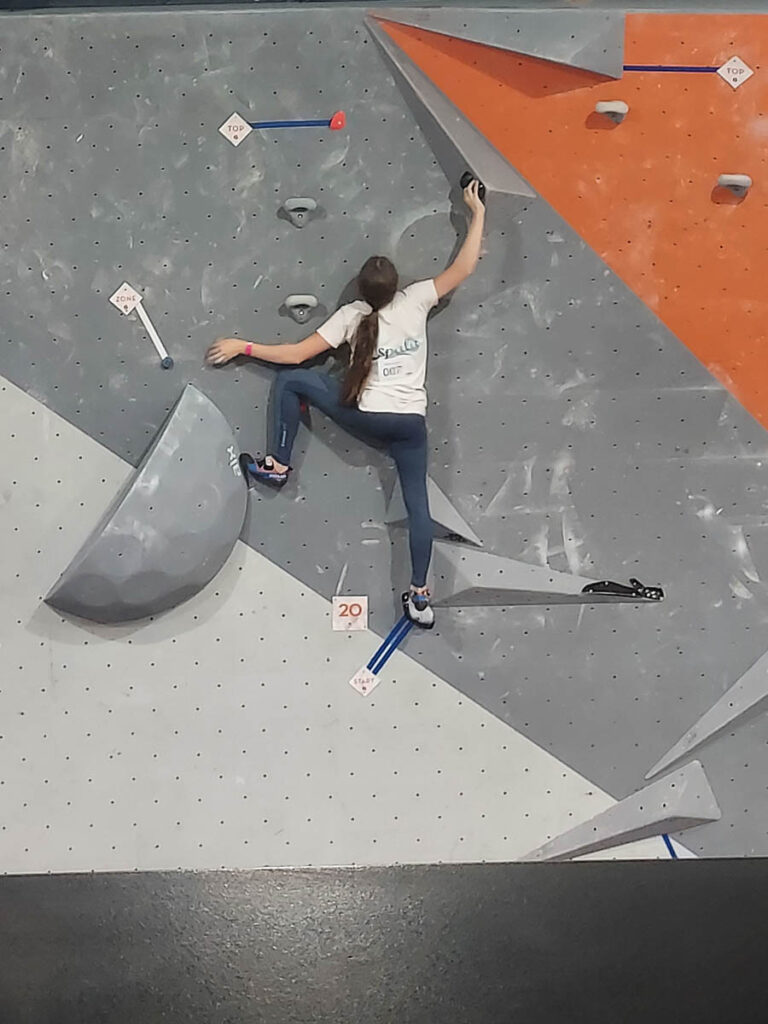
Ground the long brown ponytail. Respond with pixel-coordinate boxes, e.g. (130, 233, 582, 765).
(341, 255, 398, 406)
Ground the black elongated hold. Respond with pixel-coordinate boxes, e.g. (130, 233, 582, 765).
(460, 170, 486, 204)
(581, 578, 664, 601)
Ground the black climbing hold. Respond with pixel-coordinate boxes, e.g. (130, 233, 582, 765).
(238, 452, 255, 487)
(460, 171, 486, 204)
(161, 356, 174, 370)
(581, 578, 664, 601)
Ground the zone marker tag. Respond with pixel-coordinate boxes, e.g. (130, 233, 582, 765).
(109, 282, 174, 369)
(109, 282, 141, 315)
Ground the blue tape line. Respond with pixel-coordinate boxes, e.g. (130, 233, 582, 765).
(368, 616, 412, 675)
(367, 618, 405, 673)
(368, 616, 412, 674)
(623, 64, 718, 73)
(376, 620, 414, 674)
(662, 833, 678, 859)
(248, 118, 329, 129)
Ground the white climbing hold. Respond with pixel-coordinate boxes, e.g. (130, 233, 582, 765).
(284, 294, 319, 324)
(718, 174, 752, 196)
(595, 100, 629, 124)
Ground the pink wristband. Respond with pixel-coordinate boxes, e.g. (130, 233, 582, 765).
(245, 343, 253, 357)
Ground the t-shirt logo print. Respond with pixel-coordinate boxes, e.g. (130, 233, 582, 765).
(374, 337, 421, 362)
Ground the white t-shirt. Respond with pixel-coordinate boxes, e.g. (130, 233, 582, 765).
(316, 278, 438, 415)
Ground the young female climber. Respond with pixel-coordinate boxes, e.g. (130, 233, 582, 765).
(206, 179, 486, 627)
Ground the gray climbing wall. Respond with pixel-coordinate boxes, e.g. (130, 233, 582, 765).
(1, 5, 768, 861)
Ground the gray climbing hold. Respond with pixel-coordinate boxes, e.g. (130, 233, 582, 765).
(284, 294, 319, 324)
(520, 761, 720, 862)
(282, 197, 319, 228)
(595, 100, 629, 124)
(371, 8, 625, 79)
(431, 544, 656, 608)
(386, 474, 483, 546)
(718, 173, 752, 197)
(366, 16, 535, 214)
(45, 384, 247, 624)
(646, 648, 768, 779)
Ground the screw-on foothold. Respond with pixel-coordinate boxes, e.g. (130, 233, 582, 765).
(282, 197, 318, 229)
(161, 356, 174, 370)
(718, 173, 752, 197)
(284, 294, 319, 324)
(595, 100, 629, 124)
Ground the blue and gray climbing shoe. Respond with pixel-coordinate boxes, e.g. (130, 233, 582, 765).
(403, 587, 435, 629)
(239, 452, 290, 488)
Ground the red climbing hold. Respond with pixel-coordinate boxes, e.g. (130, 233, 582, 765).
(330, 110, 346, 131)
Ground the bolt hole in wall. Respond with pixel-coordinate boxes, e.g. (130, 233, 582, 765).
(0, 3, 766, 879)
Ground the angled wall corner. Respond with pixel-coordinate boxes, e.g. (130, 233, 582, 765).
(520, 761, 720, 862)
(372, 7, 625, 79)
(365, 15, 535, 215)
(45, 384, 247, 624)
(431, 544, 654, 608)
(385, 474, 483, 546)
(646, 649, 768, 779)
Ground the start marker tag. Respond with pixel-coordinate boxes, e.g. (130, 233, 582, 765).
(332, 596, 368, 632)
(348, 666, 379, 697)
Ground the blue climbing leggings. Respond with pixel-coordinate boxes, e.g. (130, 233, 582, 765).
(268, 368, 432, 587)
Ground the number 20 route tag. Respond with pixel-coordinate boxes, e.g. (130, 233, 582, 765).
(332, 596, 368, 632)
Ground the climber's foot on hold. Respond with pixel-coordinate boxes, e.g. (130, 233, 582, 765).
(403, 586, 435, 629)
(239, 452, 290, 488)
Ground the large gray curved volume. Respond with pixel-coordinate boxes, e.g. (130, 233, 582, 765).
(46, 384, 247, 624)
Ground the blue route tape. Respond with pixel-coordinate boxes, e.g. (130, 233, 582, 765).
(662, 833, 678, 859)
(368, 616, 412, 674)
(623, 64, 718, 73)
(368, 615, 413, 675)
(249, 118, 329, 129)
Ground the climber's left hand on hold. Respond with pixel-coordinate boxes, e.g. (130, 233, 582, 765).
(206, 338, 245, 366)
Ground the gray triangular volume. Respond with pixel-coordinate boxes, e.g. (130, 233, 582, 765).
(431, 544, 651, 608)
(45, 384, 247, 624)
(386, 475, 483, 546)
(520, 761, 720, 862)
(373, 7, 625, 79)
(646, 648, 768, 779)
(366, 15, 535, 209)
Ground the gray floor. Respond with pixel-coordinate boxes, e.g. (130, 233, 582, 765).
(1, 7, 767, 856)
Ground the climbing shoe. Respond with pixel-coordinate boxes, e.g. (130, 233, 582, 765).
(239, 453, 290, 488)
(403, 588, 435, 629)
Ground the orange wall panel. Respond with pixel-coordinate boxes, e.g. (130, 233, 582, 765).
(380, 14, 768, 428)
